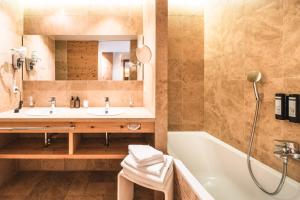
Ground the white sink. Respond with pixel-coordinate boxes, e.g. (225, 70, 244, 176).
(25, 108, 63, 116)
(87, 108, 127, 116)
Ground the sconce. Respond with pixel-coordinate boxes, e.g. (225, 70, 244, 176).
(11, 47, 27, 70)
(25, 51, 40, 71)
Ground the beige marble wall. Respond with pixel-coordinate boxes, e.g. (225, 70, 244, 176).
(204, 0, 300, 182)
(23, 1, 142, 35)
(154, 0, 168, 153)
(23, 35, 55, 81)
(168, 1, 204, 131)
(23, 80, 143, 107)
(0, 0, 23, 186)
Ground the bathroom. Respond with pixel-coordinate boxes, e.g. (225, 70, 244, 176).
(0, 0, 299, 199)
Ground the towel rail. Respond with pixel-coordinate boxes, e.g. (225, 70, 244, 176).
(0, 126, 75, 131)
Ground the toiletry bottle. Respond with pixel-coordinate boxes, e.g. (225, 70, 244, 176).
(83, 100, 89, 108)
(70, 96, 75, 108)
(29, 96, 35, 107)
(129, 96, 134, 107)
(288, 94, 300, 123)
(75, 96, 80, 108)
(275, 93, 287, 120)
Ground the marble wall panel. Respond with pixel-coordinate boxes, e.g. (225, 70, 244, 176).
(155, 0, 168, 152)
(204, 0, 300, 182)
(168, 2, 204, 131)
(22, 81, 143, 107)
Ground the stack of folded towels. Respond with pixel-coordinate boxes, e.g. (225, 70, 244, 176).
(121, 145, 173, 188)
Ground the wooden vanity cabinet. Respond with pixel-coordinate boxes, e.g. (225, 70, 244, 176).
(0, 119, 155, 159)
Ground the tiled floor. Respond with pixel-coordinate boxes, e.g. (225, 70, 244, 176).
(0, 171, 154, 200)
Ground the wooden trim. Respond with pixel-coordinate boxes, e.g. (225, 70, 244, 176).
(69, 132, 81, 155)
(74, 122, 154, 133)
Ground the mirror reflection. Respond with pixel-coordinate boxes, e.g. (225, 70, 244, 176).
(22, 35, 144, 81)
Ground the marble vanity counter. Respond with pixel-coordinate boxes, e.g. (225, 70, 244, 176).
(0, 107, 155, 122)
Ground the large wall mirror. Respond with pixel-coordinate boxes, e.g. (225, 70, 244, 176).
(22, 35, 145, 81)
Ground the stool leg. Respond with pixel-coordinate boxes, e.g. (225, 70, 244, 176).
(164, 174, 174, 200)
(118, 173, 134, 200)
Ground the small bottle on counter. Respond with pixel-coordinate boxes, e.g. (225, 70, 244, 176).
(74, 96, 81, 108)
(70, 96, 75, 108)
(28, 96, 35, 107)
(83, 100, 89, 108)
(129, 96, 134, 107)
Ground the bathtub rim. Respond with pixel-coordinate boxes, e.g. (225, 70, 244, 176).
(168, 131, 300, 199)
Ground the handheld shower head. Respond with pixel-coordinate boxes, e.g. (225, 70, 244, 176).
(247, 71, 261, 83)
(247, 71, 262, 101)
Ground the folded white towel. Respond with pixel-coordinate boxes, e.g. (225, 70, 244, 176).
(124, 154, 166, 177)
(122, 163, 173, 189)
(129, 152, 165, 167)
(128, 145, 163, 166)
(121, 155, 173, 185)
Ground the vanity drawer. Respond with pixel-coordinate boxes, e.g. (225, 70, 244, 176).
(74, 122, 154, 133)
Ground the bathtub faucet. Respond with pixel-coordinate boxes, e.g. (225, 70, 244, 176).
(274, 140, 300, 161)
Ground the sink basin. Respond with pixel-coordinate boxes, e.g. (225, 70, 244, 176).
(25, 108, 62, 116)
(87, 108, 126, 116)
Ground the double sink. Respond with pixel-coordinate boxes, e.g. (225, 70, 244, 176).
(25, 107, 128, 116)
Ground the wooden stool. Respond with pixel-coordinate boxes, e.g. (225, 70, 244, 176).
(118, 170, 174, 200)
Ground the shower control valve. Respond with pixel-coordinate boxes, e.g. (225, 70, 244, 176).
(274, 140, 300, 161)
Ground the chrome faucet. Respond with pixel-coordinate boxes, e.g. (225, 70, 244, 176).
(49, 97, 56, 114)
(274, 140, 300, 161)
(105, 97, 110, 114)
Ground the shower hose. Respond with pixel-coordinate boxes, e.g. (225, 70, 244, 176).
(247, 96, 288, 195)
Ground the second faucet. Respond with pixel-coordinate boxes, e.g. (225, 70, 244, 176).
(105, 97, 110, 114)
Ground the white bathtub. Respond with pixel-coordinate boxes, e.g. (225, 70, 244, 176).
(168, 131, 300, 200)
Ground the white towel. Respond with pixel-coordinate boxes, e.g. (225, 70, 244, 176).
(121, 155, 173, 185)
(122, 164, 173, 189)
(128, 145, 163, 166)
(124, 154, 166, 177)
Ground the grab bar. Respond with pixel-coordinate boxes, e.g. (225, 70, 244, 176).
(0, 126, 75, 131)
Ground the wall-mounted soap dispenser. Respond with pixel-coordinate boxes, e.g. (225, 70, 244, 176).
(275, 93, 288, 120)
(288, 94, 300, 123)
